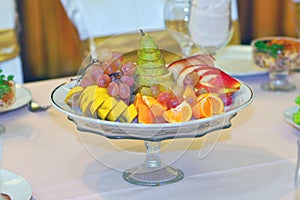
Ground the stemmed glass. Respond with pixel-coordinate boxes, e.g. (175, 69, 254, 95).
(164, 0, 193, 57)
(188, 0, 233, 55)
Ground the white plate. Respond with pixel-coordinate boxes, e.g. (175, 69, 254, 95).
(0, 169, 32, 200)
(284, 106, 300, 130)
(215, 45, 268, 77)
(0, 85, 32, 113)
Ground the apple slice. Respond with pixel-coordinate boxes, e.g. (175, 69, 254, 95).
(196, 78, 240, 94)
(176, 65, 219, 86)
(197, 69, 241, 90)
(176, 64, 241, 94)
(168, 54, 215, 79)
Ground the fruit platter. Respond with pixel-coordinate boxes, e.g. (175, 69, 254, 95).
(51, 29, 254, 186)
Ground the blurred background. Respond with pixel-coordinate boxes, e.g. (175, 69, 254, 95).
(13, 0, 300, 82)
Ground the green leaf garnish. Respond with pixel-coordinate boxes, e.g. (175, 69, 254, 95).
(255, 40, 284, 58)
(0, 69, 14, 99)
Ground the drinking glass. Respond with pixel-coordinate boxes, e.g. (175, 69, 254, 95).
(188, 0, 233, 55)
(164, 0, 193, 57)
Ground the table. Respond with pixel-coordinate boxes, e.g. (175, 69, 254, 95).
(1, 68, 300, 200)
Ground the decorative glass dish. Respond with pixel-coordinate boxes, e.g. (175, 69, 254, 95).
(51, 79, 253, 186)
(50, 29, 254, 186)
(251, 36, 300, 91)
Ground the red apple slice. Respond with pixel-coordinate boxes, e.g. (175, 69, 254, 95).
(176, 65, 220, 86)
(168, 54, 215, 79)
(196, 79, 239, 94)
(198, 69, 240, 90)
(197, 75, 240, 94)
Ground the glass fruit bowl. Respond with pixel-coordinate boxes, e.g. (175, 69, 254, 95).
(251, 36, 300, 91)
(50, 29, 254, 186)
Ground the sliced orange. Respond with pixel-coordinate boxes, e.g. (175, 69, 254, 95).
(142, 96, 166, 117)
(163, 100, 192, 123)
(192, 93, 224, 119)
(134, 93, 155, 124)
(138, 103, 154, 124)
(134, 93, 144, 110)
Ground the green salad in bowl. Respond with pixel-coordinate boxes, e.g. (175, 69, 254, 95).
(0, 69, 15, 109)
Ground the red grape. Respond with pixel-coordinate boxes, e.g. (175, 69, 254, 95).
(97, 74, 111, 88)
(119, 82, 131, 99)
(157, 91, 174, 107)
(81, 75, 94, 88)
(111, 51, 123, 70)
(90, 66, 104, 81)
(167, 97, 181, 109)
(120, 75, 135, 87)
(121, 62, 137, 75)
(108, 82, 120, 97)
(105, 65, 117, 74)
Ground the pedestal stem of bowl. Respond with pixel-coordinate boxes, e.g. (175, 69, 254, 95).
(122, 141, 184, 186)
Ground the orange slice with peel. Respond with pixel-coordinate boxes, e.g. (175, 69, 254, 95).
(163, 100, 192, 123)
(134, 93, 144, 110)
(134, 93, 155, 124)
(142, 96, 166, 117)
(192, 93, 224, 119)
(138, 103, 154, 124)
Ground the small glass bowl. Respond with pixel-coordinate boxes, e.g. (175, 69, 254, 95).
(251, 36, 300, 91)
(0, 81, 16, 110)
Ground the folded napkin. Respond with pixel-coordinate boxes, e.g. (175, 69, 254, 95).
(0, 0, 16, 29)
(189, 0, 231, 47)
(60, 0, 167, 40)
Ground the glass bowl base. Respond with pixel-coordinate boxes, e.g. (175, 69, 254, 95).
(123, 164, 184, 186)
(261, 81, 296, 92)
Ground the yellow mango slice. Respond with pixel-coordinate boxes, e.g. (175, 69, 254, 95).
(65, 86, 84, 101)
(89, 87, 109, 115)
(119, 104, 138, 123)
(97, 97, 118, 120)
(106, 100, 128, 121)
(79, 85, 97, 109)
(64, 86, 84, 106)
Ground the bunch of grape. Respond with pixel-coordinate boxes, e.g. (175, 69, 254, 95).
(80, 49, 137, 103)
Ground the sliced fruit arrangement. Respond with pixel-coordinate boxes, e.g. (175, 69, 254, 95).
(64, 31, 241, 124)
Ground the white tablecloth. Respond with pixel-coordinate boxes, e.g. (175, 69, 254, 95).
(1, 61, 300, 199)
